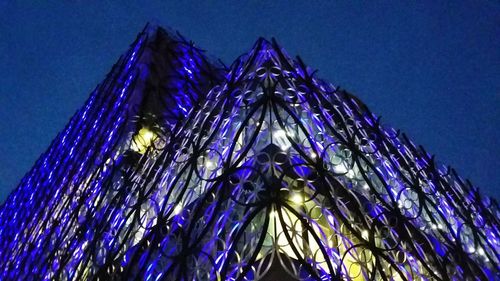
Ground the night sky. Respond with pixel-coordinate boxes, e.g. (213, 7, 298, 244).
(0, 1, 498, 203)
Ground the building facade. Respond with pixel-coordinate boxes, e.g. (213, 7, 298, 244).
(0, 25, 498, 280)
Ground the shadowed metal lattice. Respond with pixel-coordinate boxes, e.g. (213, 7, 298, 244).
(0, 25, 498, 281)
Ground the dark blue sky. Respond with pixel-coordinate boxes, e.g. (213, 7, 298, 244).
(0, 1, 498, 203)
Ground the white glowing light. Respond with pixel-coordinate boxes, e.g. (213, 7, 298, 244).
(275, 129, 287, 138)
(333, 164, 347, 174)
(173, 205, 183, 215)
(397, 201, 404, 208)
(362, 230, 369, 240)
(477, 247, 486, 256)
(346, 169, 355, 178)
(327, 215, 335, 225)
(274, 129, 292, 150)
(205, 160, 215, 169)
(311, 152, 317, 159)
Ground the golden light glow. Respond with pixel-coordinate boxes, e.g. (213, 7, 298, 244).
(130, 127, 156, 154)
(263, 197, 379, 280)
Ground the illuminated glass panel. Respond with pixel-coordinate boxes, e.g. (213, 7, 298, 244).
(130, 127, 157, 154)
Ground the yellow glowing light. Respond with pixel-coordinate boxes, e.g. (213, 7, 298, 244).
(290, 193, 303, 204)
(130, 127, 156, 154)
(269, 210, 278, 218)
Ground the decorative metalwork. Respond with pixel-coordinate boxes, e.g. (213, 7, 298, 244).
(0, 25, 498, 281)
